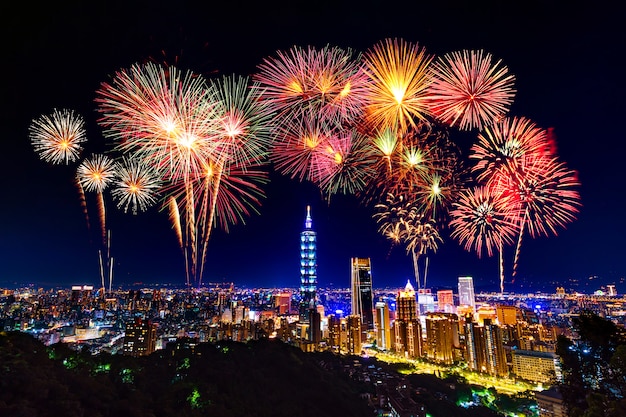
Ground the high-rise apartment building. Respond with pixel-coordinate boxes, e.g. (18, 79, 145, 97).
(424, 312, 459, 365)
(458, 276, 476, 311)
(123, 318, 157, 357)
(346, 315, 362, 355)
(299, 206, 317, 323)
(351, 257, 374, 331)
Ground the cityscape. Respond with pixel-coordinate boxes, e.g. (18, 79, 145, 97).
(3, 2, 626, 417)
(2, 208, 626, 416)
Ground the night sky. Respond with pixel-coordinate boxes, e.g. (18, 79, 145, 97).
(1, 1, 624, 291)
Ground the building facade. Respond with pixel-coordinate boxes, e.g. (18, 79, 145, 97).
(299, 206, 317, 323)
(351, 257, 374, 331)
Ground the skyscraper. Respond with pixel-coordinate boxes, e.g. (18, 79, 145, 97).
(396, 280, 418, 322)
(350, 257, 374, 331)
(458, 276, 476, 311)
(299, 206, 317, 323)
(375, 301, 391, 350)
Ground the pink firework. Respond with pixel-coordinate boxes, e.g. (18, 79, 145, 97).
(449, 186, 519, 258)
(270, 115, 331, 183)
(255, 45, 368, 125)
(428, 50, 516, 131)
(96, 62, 221, 183)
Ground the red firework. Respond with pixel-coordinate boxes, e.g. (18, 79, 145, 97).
(427, 49, 516, 131)
(449, 185, 519, 258)
(470, 116, 553, 184)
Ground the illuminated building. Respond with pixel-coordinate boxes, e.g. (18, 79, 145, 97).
(458, 276, 476, 311)
(483, 319, 508, 377)
(406, 319, 422, 358)
(70, 285, 93, 306)
(437, 290, 454, 313)
(496, 305, 519, 326)
(346, 315, 362, 355)
(299, 206, 317, 323)
(274, 292, 291, 315)
(512, 350, 561, 384)
(375, 301, 391, 350)
(327, 314, 343, 353)
(417, 288, 436, 315)
(464, 318, 508, 377)
(607, 284, 617, 296)
(535, 387, 567, 417)
(123, 318, 157, 357)
(396, 280, 418, 322)
(351, 257, 374, 331)
(424, 312, 459, 365)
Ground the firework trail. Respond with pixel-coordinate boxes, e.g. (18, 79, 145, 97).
(403, 207, 442, 289)
(29, 109, 87, 165)
(374, 193, 441, 288)
(427, 50, 516, 131)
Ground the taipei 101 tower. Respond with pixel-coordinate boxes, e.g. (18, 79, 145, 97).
(299, 206, 317, 322)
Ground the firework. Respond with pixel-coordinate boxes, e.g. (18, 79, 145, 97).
(111, 157, 161, 214)
(270, 116, 331, 183)
(315, 129, 378, 197)
(449, 186, 519, 259)
(373, 193, 411, 245)
(255, 45, 368, 125)
(97, 63, 274, 287)
(470, 116, 552, 184)
(29, 108, 87, 165)
(362, 38, 433, 135)
(428, 50, 516, 131)
(96, 62, 221, 183)
(77, 154, 117, 193)
(403, 207, 442, 289)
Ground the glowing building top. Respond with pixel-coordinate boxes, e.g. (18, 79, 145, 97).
(299, 206, 317, 322)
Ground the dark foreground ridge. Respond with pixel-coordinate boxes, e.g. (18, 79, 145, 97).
(0, 332, 372, 417)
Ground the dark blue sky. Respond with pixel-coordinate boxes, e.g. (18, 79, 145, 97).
(1, 1, 625, 292)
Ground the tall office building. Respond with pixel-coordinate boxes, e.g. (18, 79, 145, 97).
(299, 206, 317, 323)
(458, 276, 476, 311)
(351, 257, 374, 331)
(396, 280, 418, 322)
(375, 301, 392, 350)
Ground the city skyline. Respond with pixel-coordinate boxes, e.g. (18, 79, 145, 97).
(2, 1, 625, 291)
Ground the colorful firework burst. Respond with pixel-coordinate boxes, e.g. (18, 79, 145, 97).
(255, 45, 368, 126)
(449, 185, 519, 258)
(111, 157, 161, 215)
(470, 116, 551, 184)
(428, 50, 516, 131)
(77, 154, 117, 193)
(29, 108, 87, 165)
(362, 38, 433, 135)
